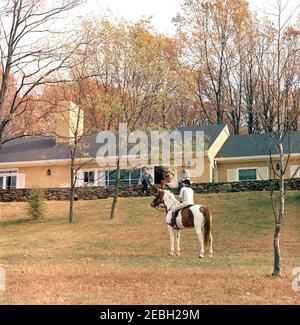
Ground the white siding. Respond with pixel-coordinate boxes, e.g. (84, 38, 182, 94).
(257, 167, 269, 180)
(97, 171, 106, 186)
(291, 166, 300, 178)
(212, 166, 218, 183)
(227, 169, 237, 182)
(17, 174, 26, 189)
(76, 170, 84, 187)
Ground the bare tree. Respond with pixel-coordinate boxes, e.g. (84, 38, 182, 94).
(243, 20, 261, 134)
(54, 100, 88, 223)
(48, 68, 103, 223)
(0, 0, 82, 146)
(256, 1, 300, 277)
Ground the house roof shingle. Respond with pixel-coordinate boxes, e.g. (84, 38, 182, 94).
(216, 132, 300, 159)
(0, 124, 226, 164)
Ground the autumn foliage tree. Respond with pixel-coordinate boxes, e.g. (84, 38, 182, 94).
(174, 0, 251, 129)
(80, 18, 177, 218)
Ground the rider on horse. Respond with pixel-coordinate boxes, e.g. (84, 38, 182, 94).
(168, 179, 194, 228)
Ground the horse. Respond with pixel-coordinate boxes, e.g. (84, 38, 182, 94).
(151, 188, 213, 259)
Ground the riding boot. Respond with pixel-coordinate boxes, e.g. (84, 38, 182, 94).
(168, 212, 176, 227)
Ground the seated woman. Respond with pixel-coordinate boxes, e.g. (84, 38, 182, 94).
(169, 179, 194, 228)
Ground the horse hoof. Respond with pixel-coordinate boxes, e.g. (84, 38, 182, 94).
(199, 255, 204, 259)
(209, 254, 213, 258)
(176, 252, 181, 257)
(169, 252, 175, 257)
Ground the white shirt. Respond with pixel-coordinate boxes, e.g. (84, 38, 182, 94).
(179, 170, 191, 182)
(179, 187, 194, 204)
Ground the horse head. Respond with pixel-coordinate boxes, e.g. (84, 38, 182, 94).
(151, 188, 165, 208)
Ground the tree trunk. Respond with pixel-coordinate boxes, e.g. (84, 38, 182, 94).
(69, 184, 75, 224)
(247, 98, 254, 134)
(162, 101, 168, 129)
(110, 158, 120, 220)
(217, 106, 223, 125)
(69, 160, 75, 224)
(272, 225, 281, 277)
(272, 150, 285, 277)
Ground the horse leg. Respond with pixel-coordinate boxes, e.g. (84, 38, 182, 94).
(195, 226, 204, 259)
(175, 230, 181, 256)
(209, 234, 213, 258)
(168, 226, 175, 256)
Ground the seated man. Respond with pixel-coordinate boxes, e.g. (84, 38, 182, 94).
(169, 179, 194, 228)
(178, 166, 191, 191)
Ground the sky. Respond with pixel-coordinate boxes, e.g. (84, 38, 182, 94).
(72, 0, 299, 35)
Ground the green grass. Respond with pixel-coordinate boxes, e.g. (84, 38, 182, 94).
(0, 191, 299, 305)
(286, 193, 300, 203)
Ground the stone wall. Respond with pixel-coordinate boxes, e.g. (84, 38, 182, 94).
(192, 178, 300, 194)
(0, 186, 155, 203)
(0, 179, 300, 202)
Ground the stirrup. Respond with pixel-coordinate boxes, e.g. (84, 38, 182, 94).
(173, 222, 180, 230)
(168, 221, 179, 230)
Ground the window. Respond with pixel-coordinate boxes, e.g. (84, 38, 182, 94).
(80, 169, 142, 187)
(239, 169, 257, 181)
(6, 176, 17, 189)
(0, 170, 18, 189)
(79, 170, 105, 187)
(106, 170, 117, 187)
(130, 169, 141, 186)
(105, 169, 142, 187)
(84, 171, 95, 186)
(120, 169, 130, 186)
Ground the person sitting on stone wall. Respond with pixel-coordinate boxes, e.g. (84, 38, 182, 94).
(138, 167, 154, 196)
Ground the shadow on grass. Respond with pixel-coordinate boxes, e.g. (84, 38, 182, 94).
(0, 218, 42, 227)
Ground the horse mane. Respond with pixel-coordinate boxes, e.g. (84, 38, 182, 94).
(164, 190, 177, 201)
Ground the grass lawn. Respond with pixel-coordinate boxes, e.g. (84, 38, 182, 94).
(0, 191, 300, 305)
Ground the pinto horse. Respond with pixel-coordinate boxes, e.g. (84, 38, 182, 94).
(151, 189, 213, 258)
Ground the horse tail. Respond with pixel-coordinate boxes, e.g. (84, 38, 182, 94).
(200, 206, 212, 246)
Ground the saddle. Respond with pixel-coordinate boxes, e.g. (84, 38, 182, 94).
(174, 204, 195, 230)
(174, 205, 194, 219)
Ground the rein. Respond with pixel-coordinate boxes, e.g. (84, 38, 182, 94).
(164, 192, 178, 214)
(166, 202, 177, 214)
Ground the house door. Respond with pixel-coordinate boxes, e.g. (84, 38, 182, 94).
(154, 167, 165, 185)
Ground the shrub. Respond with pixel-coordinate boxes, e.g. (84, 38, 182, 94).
(27, 189, 45, 220)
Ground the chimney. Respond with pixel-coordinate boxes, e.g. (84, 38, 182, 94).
(55, 101, 84, 144)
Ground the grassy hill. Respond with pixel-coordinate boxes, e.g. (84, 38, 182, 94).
(0, 191, 299, 305)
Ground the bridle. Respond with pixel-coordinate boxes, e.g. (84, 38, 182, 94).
(166, 202, 177, 214)
(152, 191, 177, 214)
(164, 192, 177, 213)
